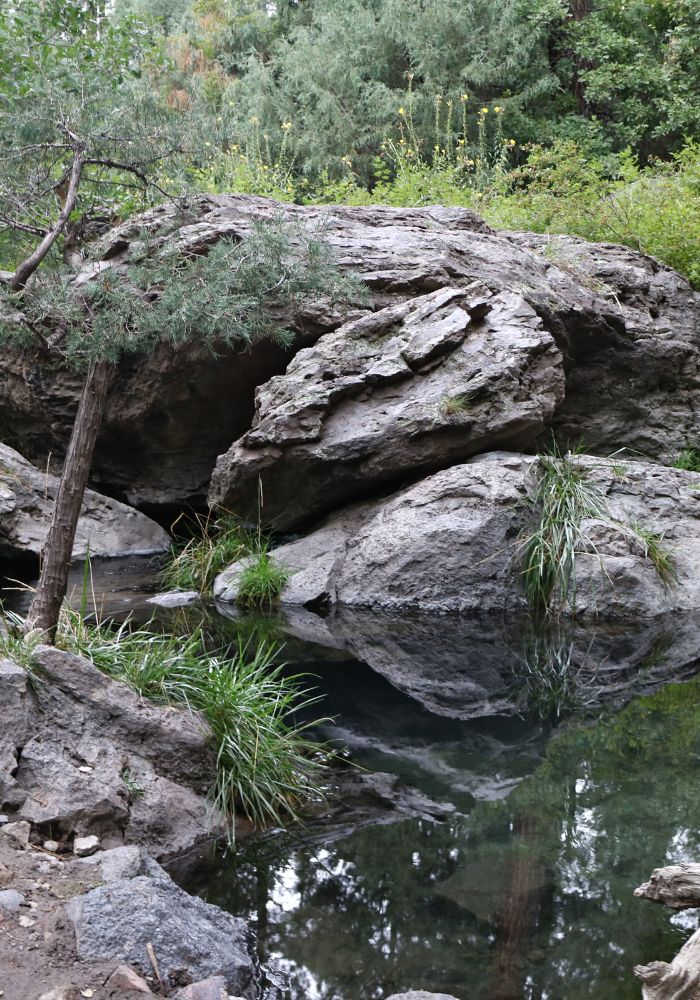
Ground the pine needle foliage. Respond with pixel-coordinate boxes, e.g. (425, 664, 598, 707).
(2, 217, 365, 370)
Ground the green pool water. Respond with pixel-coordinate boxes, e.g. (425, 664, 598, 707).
(184, 638, 700, 1000)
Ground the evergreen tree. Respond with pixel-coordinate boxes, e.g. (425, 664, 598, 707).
(0, 0, 358, 636)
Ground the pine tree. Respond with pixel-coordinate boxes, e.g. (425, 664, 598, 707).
(0, 0, 359, 637)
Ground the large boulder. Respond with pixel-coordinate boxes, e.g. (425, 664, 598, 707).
(214, 452, 700, 620)
(0, 442, 169, 559)
(1, 197, 697, 508)
(0, 646, 219, 857)
(209, 287, 564, 529)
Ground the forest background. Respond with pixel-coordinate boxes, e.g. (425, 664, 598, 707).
(1, 0, 699, 287)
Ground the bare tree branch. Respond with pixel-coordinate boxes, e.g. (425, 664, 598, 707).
(9, 147, 84, 292)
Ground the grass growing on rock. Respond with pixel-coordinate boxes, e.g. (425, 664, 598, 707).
(674, 446, 700, 473)
(521, 452, 676, 615)
(237, 547, 290, 609)
(49, 609, 329, 836)
(161, 512, 254, 594)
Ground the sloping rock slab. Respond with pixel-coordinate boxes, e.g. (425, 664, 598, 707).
(215, 452, 700, 619)
(1, 647, 219, 857)
(0, 442, 169, 559)
(67, 858, 258, 997)
(210, 287, 564, 529)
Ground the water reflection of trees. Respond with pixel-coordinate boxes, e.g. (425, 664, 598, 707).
(192, 673, 700, 1000)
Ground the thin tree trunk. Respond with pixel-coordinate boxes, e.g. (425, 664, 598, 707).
(23, 359, 112, 637)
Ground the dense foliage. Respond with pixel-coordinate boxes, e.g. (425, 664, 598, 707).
(1, 0, 699, 285)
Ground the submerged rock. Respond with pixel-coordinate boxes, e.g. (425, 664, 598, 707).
(0, 442, 169, 560)
(215, 453, 700, 620)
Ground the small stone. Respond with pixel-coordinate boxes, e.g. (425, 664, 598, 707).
(106, 965, 153, 994)
(78, 766, 93, 773)
(18, 914, 36, 928)
(0, 820, 30, 847)
(171, 978, 228, 1000)
(43, 840, 60, 852)
(148, 590, 199, 608)
(80, 990, 95, 998)
(73, 835, 100, 857)
(0, 814, 9, 824)
(0, 889, 25, 913)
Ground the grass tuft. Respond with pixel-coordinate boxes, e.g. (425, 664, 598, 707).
(520, 453, 608, 614)
(237, 547, 289, 609)
(520, 451, 676, 615)
(161, 511, 254, 594)
(674, 446, 700, 473)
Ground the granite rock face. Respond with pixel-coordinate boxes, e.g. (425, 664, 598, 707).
(1, 197, 697, 509)
(0, 442, 169, 559)
(0, 646, 219, 857)
(215, 453, 700, 620)
(210, 287, 564, 529)
(67, 858, 259, 997)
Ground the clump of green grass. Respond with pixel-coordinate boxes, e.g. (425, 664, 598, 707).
(0, 607, 43, 671)
(628, 522, 677, 587)
(520, 453, 609, 614)
(161, 511, 253, 594)
(237, 547, 289, 609)
(674, 446, 700, 473)
(521, 452, 676, 615)
(53, 609, 327, 837)
(439, 392, 476, 418)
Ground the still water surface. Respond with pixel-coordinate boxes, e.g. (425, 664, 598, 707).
(182, 615, 700, 1000)
(7, 558, 700, 1000)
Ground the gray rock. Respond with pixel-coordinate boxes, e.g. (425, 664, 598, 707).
(386, 993, 462, 1000)
(2, 647, 216, 858)
(3, 198, 697, 510)
(0, 659, 30, 746)
(87, 845, 149, 883)
(105, 964, 154, 994)
(0, 820, 30, 847)
(147, 590, 200, 607)
(215, 453, 700, 620)
(171, 978, 227, 1000)
(42, 840, 60, 852)
(67, 863, 259, 996)
(210, 288, 564, 530)
(0, 888, 25, 912)
(0, 442, 170, 559)
(73, 834, 101, 857)
(17, 738, 128, 838)
(30, 645, 213, 790)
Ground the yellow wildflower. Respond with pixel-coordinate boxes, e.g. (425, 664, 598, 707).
(249, 116, 259, 124)
(494, 105, 503, 113)
(480, 107, 489, 114)
(281, 121, 292, 130)
(398, 107, 405, 116)
(460, 94, 469, 102)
